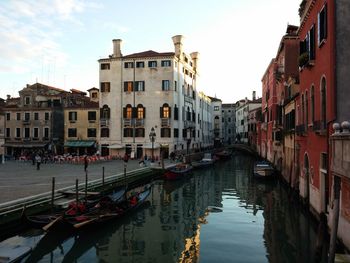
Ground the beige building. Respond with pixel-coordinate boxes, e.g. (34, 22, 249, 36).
(63, 89, 99, 155)
(98, 35, 213, 159)
(3, 83, 69, 158)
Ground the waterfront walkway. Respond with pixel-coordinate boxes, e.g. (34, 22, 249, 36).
(0, 159, 169, 204)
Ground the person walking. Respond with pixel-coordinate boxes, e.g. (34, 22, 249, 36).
(84, 155, 89, 172)
(35, 154, 42, 170)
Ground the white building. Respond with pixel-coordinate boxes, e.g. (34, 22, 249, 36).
(235, 92, 261, 144)
(98, 35, 213, 159)
(208, 97, 222, 147)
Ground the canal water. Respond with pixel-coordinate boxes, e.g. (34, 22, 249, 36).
(8, 153, 328, 262)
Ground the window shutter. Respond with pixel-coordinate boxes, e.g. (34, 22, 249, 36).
(143, 107, 146, 118)
(324, 5, 327, 39)
(168, 107, 171, 118)
(123, 107, 127, 118)
(124, 82, 127, 92)
(160, 107, 163, 118)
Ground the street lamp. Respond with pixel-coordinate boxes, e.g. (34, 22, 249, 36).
(149, 127, 156, 162)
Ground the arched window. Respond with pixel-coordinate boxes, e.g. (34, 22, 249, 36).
(123, 104, 132, 119)
(311, 85, 315, 122)
(137, 104, 145, 119)
(160, 103, 171, 118)
(305, 90, 309, 126)
(101, 105, 110, 119)
(320, 77, 326, 127)
(301, 93, 305, 127)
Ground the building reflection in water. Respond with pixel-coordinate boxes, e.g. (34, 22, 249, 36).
(22, 154, 327, 262)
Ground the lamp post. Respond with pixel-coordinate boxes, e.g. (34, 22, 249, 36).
(149, 127, 156, 162)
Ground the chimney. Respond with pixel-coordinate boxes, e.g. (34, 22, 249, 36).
(252, 91, 256, 100)
(172, 35, 184, 57)
(190, 52, 199, 70)
(112, 39, 122, 58)
(6, 95, 11, 100)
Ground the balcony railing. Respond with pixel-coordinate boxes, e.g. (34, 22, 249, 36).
(161, 118, 170, 127)
(23, 120, 30, 125)
(100, 119, 109, 127)
(123, 118, 132, 127)
(295, 124, 307, 136)
(312, 120, 327, 135)
(135, 118, 145, 127)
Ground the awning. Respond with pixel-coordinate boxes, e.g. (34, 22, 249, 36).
(2, 142, 48, 148)
(64, 140, 96, 148)
(107, 144, 124, 149)
(142, 142, 161, 149)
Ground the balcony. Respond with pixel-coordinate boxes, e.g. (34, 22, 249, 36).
(261, 122, 267, 131)
(184, 120, 195, 129)
(295, 124, 307, 136)
(331, 122, 350, 180)
(23, 137, 31, 141)
(100, 119, 109, 127)
(312, 120, 327, 135)
(161, 118, 171, 127)
(23, 119, 31, 125)
(123, 118, 132, 127)
(135, 118, 145, 127)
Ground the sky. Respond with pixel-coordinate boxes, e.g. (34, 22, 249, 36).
(0, 0, 301, 103)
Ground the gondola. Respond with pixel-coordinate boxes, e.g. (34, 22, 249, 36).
(164, 164, 193, 180)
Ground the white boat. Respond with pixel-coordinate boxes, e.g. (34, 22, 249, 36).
(253, 161, 276, 179)
(192, 153, 216, 169)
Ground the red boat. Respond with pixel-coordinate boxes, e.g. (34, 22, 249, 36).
(164, 164, 193, 180)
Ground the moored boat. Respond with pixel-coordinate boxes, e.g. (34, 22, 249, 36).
(215, 150, 231, 160)
(253, 161, 276, 179)
(192, 153, 216, 169)
(164, 164, 193, 180)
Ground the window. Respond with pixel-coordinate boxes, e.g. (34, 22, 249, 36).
(318, 5, 327, 45)
(305, 91, 309, 125)
(311, 86, 315, 122)
(68, 128, 77, 137)
(321, 77, 327, 127)
(135, 128, 145, 137)
(69, 111, 77, 122)
(16, 113, 21, 120)
(174, 128, 179, 138)
(301, 94, 305, 127)
(148, 61, 157, 68)
(214, 106, 219, 111)
(24, 112, 30, 121)
(160, 104, 171, 118)
(309, 25, 315, 60)
(135, 81, 145, 91)
(87, 128, 96, 137)
(16, 128, 21, 138)
(161, 60, 171, 67)
(88, 111, 96, 121)
(6, 128, 10, 137)
(91, 92, 98, 99)
(24, 96, 31, 105)
(44, 127, 49, 138)
(161, 128, 171, 138)
(124, 62, 134, 68)
(45, 112, 50, 121)
(137, 105, 145, 119)
(124, 81, 133, 92)
(24, 128, 30, 138)
(101, 63, 110, 70)
(123, 128, 133, 137)
(33, 128, 39, 138)
(136, 61, 144, 68)
(123, 105, 133, 119)
(34, 112, 39, 120)
(6, 113, 10, 120)
(101, 105, 110, 119)
(162, 80, 170, 91)
(101, 128, 110, 137)
(174, 105, 178, 120)
(174, 81, 177, 92)
(320, 152, 328, 171)
(100, 82, 111, 92)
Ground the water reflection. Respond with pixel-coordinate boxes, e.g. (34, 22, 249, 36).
(16, 154, 327, 262)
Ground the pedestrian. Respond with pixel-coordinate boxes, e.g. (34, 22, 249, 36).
(31, 152, 36, 165)
(84, 155, 89, 172)
(123, 153, 129, 163)
(35, 154, 41, 170)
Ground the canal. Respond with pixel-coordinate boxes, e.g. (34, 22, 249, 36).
(5, 153, 328, 262)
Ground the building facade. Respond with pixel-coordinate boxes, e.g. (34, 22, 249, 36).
(222, 103, 236, 145)
(63, 89, 100, 155)
(98, 35, 213, 159)
(209, 97, 222, 147)
(3, 83, 68, 158)
(0, 98, 5, 163)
